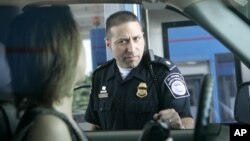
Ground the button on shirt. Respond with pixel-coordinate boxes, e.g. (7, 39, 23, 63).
(85, 56, 192, 130)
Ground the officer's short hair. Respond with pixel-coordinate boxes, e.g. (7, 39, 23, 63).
(106, 11, 141, 39)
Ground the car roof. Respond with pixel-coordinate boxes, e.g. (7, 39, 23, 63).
(0, 0, 140, 6)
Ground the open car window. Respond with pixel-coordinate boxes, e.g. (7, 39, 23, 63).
(70, 1, 250, 133)
(71, 0, 246, 131)
(1, 1, 250, 141)
(0, 0, 247, 130)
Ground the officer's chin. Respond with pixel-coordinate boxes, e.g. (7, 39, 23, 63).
(127, 62, 140, 68)
(123, 58, 140, 68)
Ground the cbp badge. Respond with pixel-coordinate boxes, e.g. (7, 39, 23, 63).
(136, 82, 148, 98)
(164, 73, 190, 99)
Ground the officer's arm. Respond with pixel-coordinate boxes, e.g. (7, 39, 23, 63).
(181, 117, 194, 129)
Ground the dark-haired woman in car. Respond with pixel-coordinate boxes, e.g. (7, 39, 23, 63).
(6, 5, 87, 141)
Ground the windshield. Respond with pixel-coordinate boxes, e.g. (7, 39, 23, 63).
(43, 2, 249, 130)
(71, 1, 241, 131)
(1, 0, 250, 134)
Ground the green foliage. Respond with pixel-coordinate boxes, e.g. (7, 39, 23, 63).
(73, 75, 92, 113)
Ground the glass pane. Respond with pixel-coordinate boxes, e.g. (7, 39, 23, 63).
(163, 22, 237, 123)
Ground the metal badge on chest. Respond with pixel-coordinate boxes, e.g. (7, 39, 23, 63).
(136, 82, 148, 98)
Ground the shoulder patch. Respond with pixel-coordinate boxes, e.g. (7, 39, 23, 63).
(164, 73, 190, 99)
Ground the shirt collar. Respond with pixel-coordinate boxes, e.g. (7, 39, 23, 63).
(122, 62, 147, 82)
(106, 60, 147, 82)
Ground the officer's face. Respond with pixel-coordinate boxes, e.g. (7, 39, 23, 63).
(106, 21, 145, 68)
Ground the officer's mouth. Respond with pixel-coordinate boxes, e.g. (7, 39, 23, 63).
(125, 56, 139, 61)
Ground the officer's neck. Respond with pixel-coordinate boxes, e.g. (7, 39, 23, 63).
(117, 64, 132, 80)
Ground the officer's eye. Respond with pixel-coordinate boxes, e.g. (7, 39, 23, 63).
(117, 39, 129, 45)
(133, 36, 142, 42)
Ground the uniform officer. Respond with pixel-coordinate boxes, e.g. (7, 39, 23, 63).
(85, 11, 194, 130)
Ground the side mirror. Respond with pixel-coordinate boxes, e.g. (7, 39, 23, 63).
(234, 82, 250, 124)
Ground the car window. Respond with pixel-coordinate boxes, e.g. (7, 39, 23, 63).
(1, 0, 250, 135)
(69, 1, 250, 131)
(70, 1, 248, 131)
(162, 22, 237, 123)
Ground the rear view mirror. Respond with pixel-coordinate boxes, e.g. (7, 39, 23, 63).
(234, 82, 250, 124)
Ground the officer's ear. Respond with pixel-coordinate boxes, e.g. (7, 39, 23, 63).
(105, 37, 111, 49)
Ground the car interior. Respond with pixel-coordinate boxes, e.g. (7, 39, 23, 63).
(234, 82, 250, 124)
(1, 0, 250, 141)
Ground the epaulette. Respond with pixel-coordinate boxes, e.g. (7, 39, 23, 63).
(93, 59, 114, 74)
(152, 55, 176, 71)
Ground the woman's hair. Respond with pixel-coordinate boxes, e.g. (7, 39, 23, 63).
(6, 5, 82, 114)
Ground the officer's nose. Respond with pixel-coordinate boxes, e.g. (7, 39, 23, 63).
(127, 40, 136, 53)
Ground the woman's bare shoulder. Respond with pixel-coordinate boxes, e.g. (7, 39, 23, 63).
(27, 114, 72, 141)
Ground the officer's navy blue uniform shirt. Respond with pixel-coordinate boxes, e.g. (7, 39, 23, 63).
(85, 56, 192, 130)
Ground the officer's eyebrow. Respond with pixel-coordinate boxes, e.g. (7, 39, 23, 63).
(120, 37, 130, 40)
(117, 34, 143, 40)
(114, 37, 129, 42)
(113, 33, 144, 43)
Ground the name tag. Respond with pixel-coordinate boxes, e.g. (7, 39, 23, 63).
(98, 93, 108, 98)
(98, 86, 108, 98)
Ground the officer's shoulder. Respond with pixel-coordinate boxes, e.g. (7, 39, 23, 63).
(93, 59, 114, 73)
(152, 55, 176, 69)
